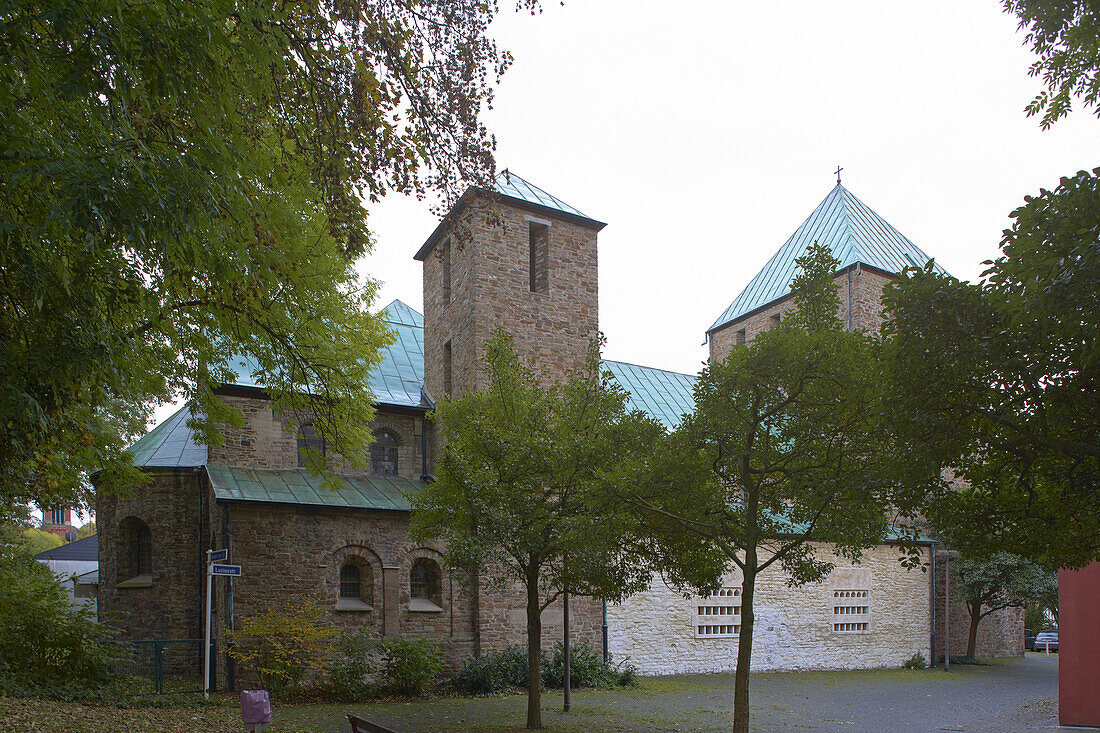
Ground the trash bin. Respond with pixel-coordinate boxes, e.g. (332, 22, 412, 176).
(241, 690, 272, 733)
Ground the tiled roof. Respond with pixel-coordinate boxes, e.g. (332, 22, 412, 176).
(602, 359, 697, 430)
(207, 465, 418, 512)
(34, 534, 98, 561)
(126, 405, 208, 468)
(709, 184, 948, 333)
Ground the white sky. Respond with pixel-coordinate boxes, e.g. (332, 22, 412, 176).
(358, 0, 1100, 378)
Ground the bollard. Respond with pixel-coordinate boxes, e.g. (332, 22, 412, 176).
(241, 690, 272, 733)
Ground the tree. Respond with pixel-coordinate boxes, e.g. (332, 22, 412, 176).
(1, 0, 533, 519)
(1004, 0, 1100, 128)
(625, 243, 922, 733)
(410, 331, 660, 730)
(19, 527, 63, 556)
(76, 522, 96, 540)
(952, 553, 1055, 659)
(880, 170, 1100, 567)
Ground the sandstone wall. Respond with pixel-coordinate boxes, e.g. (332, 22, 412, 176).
(608, 543, 932, 674)
(709, 267, 893, 362)
(206, 395, 428, 478)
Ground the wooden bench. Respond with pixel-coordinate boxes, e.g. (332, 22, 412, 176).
(347, 714, 401, 733)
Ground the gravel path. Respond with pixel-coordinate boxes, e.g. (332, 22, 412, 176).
(277, 653, 1059, 732)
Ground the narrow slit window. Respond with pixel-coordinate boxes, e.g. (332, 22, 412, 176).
(443, 341, 453, 397)
(528, 222, 549, 293)
(441, 239, 452, 306)
(340, 564, 361, 599)
(297, 423, 325, 468)
(735, 329, 746, 346)
(371, 432, 399, 475)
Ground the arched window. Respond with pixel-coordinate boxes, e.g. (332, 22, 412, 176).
(340, 564, 361, 599)
(371, 432, 399, 475)
(409, 558, 442, 612)
(297, 422, 325, 468)
(336, 559, 372, 611)
(117, 517, 153, 587)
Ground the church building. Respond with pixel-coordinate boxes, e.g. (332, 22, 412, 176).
(97, 172, 1021, 685)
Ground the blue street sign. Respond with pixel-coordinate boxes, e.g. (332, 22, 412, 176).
(211, 564, 241, 577)
(207, 549, 228, 563)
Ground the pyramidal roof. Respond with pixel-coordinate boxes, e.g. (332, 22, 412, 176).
(415, 169, 605, 260)
(709, 184, 947, 333)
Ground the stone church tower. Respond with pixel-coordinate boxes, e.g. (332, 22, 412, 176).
(415, 170, 606, 398)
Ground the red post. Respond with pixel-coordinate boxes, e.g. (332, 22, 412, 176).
(1059, 562, 1100, 727)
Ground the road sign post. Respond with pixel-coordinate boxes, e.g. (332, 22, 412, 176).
(204, 550, 239, 699)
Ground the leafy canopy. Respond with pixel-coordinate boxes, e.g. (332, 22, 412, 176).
(0, 0, 529, 516)
(411, 330, 661, 729)
(881, 169, 1100, 567)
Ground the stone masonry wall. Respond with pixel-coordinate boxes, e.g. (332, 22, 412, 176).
(476, 571, 604, 654)
(206, 395, 428, 478)
(223, 502, 478, 666)
(97, 469, 209, 675)
(608, 543, 932, 675)
(709, 267, 893, 362)
(422, 194, 600, 398)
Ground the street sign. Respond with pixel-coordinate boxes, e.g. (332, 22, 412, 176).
(207, 549, 228, 563)
(210, 564, 241, 577)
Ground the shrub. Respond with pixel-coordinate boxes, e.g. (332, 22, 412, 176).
(226, 597, 335, 694)
(902, 652, 926, 670)
(451, 645, 532, 695)
(0, 543, 117, 691)
(542, 641, 619, 689)
(327, 624, 378, 701)
(378, 638, 444, 696)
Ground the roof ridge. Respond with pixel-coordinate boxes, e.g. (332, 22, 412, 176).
(602, 358, 698, 380)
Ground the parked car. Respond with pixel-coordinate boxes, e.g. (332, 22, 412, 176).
(1024, 628, 1036, 651)
(1035, 630, 1059, 652)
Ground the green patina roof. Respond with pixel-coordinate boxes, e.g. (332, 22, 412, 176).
(709, 184, 948, 333)
(126, 405, 207, 468)
(207, 464, 419, 511)
(602, 359, 697, 430)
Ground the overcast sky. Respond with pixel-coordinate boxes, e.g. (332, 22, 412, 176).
(359, 0, 1100, 377)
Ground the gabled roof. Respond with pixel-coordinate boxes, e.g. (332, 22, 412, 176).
(34, 534, 98, 562)
(709, 184, 948, 333)
(207, 465, 418, 512)
(603, 359, 697, 430)
(415, 170, 606, 260)
(371, 300, 427, 408)
(127, 405, 208, 468)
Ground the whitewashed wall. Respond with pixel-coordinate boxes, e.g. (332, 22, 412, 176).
(608, 543, 931, 675)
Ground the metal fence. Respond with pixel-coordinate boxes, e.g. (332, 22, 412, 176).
(103, 638, 216, 694)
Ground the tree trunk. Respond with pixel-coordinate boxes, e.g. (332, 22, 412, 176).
(526, 564, 543, 730)
(733, 561, 757, 733)
(965, 602, 981, 660)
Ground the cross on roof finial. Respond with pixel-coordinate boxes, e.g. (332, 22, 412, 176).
(835, 165, 843, 186)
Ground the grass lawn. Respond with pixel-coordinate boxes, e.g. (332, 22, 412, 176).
(0, 658, 1057, 733)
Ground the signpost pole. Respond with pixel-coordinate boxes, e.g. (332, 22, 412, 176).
(204, 550, 213, 699)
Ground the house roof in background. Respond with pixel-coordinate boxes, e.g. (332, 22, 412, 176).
(709, 183, 948, 333)
(126, 405, 207, 468)
(207, 465, 418, 512)
(34, 534, 98, 562)
(602, 359, 697, 430)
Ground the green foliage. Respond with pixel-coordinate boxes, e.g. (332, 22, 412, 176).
(0, 543, 116, 690)
(1004, 1, 1100, 127)
(19, 527, 63, 556)
(1024, 602, 1047, 632)
(377, 638, 444, 697)
(881, 170, 1100, 567)
(411, 330, 662, 728)
(952, 552, 1055, 659)
(541, 642, 635, 689)
(625, 243, 918, 733)
(452, 645, 531, 695)
(0, 0, 532, 519)
(326, 624, 377, 701)
(901, 652, 926, 670)
(76, 522, 97, 540)
(225, 597, 336, 695)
